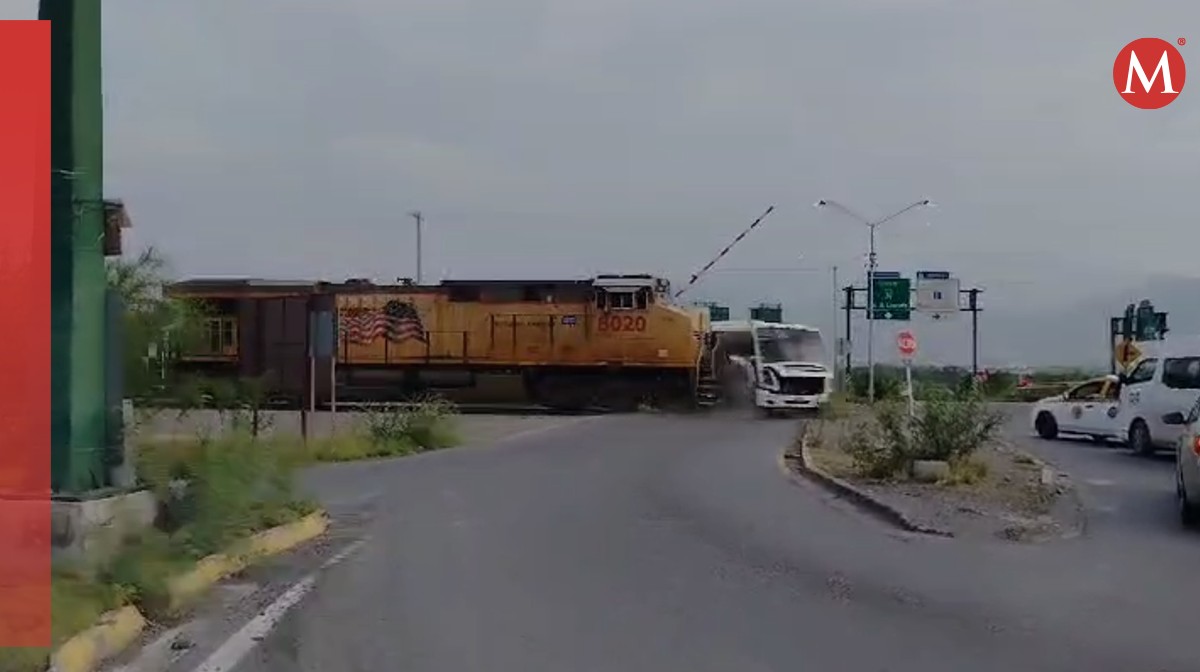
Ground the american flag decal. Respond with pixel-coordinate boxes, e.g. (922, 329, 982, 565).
(340, 299, 427, 344)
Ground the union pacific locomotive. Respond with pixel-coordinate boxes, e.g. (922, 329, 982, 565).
(166, 274, 720, 410)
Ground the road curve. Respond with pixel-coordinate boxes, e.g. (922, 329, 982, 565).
(234, 411, 1197, 672)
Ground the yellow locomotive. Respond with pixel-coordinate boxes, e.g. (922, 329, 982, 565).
(168, 274, 718, 410)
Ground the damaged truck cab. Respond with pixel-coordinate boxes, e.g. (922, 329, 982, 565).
(712, 320, 832, 416)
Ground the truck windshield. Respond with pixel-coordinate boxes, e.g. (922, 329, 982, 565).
(756, 327, 825, 364)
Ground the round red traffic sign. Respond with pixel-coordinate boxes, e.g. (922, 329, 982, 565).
(896, 330, 917, 358)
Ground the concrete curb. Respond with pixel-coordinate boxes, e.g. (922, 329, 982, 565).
(49, 606, 146, 672)
(1001, 446, 1089, 540)
(47, 510, 329, 672)
(781, 438, 954, 538)
(167, 511, 329, 613)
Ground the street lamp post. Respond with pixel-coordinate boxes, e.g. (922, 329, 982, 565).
(815, 198, 932, 403)
(408, 210, 424, 284)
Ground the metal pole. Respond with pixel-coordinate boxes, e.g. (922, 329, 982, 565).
(844, 285, 854, 386)
(844, 286, 853, 386)
(814, 198, 930, 403)
(866, 224, 877, 403)
(970, 289, 979, 376)
(410, 210, 424, 284)
(831, 265, 839, 391)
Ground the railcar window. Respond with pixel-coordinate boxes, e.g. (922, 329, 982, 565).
(200, 317, 237, 355)
(636, 289, 648, 310)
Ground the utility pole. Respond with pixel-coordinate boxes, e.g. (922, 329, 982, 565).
(409, 210, 423, 284)
(831, 265, 840, 391)
(816, 198, 931, 403)
(843, 286, 854, 385)
(969, 288, 980, 376)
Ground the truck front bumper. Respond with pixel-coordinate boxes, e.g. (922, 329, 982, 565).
(755, 387, 828, 409)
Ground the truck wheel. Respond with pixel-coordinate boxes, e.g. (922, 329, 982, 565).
(1129, 420, 1154, 456)
(1035, 412, 1058, 440)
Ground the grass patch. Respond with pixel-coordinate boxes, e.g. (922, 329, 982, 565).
(939, 458, 989, 486)
(0, 399, 461, 669)
(300, 397, 462, 463)
(0, 573, 128, 672)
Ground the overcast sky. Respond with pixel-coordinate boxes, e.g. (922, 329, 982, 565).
(7, 1, 1199, 363)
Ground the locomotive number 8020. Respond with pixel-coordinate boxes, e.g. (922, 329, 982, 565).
(597, 314, 647, 332)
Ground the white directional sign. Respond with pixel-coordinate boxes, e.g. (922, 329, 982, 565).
(914, 270, 960, 318)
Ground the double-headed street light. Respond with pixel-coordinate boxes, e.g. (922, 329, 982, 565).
(814, 198, 933, 403)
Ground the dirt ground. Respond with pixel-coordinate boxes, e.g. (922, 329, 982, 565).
(800, 412, 1085, 542)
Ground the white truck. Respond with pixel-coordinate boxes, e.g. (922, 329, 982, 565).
(711, 320, 832, 416)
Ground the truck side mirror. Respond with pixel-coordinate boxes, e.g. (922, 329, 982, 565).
(1162, 411, 1187, 426)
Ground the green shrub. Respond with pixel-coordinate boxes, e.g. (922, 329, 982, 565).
(841, 385, 1004, 479)
(843, 414, 907, 479)
(134, 431, 308, 560)
(362, 395, 460, 454)
(847, 369, 903, 401)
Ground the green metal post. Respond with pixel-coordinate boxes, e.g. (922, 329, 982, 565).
(44, 0, 110, 493)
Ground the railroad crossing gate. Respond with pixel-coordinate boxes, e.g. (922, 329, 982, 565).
(1114, 338, 1142, 371)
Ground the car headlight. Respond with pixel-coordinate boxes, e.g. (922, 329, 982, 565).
(762, 367, 780, 391)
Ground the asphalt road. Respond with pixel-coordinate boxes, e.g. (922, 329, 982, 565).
(997, 402, 1192, 550)
(226, 409, 1198, 672)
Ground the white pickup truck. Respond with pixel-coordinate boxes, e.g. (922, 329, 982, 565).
(711, 320, 832, 417)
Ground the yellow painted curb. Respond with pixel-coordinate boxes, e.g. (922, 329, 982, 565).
(50, 605, 146, 672)
(166, 511, 328, 612)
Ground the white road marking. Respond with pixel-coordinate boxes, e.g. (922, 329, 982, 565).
(188, 539, 367, 672)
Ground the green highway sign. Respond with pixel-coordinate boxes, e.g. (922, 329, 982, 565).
(870, 275, 911, 321)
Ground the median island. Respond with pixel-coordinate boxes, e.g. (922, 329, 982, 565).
(788, 387, 1084, 542)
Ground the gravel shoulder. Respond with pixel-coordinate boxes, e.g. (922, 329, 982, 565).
(800, 411, 1085, 542)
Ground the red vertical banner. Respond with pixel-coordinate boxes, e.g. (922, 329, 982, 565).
(0, 20, 51, 648)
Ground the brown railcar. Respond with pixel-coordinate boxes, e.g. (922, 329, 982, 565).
(166, 274, 717, 410)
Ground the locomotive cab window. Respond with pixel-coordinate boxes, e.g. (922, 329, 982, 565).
(595, 287, 651, 311)
(606, 291, 635, 310)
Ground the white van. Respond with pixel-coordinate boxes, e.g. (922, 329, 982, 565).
(1116, 336, 1200, 455)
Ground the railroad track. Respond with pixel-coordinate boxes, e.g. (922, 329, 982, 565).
(323, 402, 614, 416)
